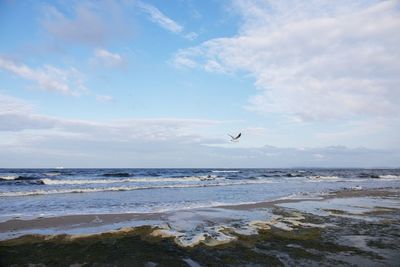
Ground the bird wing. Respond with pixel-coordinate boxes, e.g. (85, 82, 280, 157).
(228, 134, 235, 139)
(235, 133, 242, 139)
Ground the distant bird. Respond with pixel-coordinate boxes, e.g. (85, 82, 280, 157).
(228, 133, 241, 142)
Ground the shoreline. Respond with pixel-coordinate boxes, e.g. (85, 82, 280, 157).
(1, 186, 398, 240)
(1, 186, 399, 266)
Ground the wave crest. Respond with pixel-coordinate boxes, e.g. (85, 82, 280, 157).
(0, 175, 18, 181)
(0, 180, 276, 197)
(211, 170, 239, 173)
(40, 175, 223, 185)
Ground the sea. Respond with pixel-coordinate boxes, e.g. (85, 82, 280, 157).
(1, 168, 399, 221)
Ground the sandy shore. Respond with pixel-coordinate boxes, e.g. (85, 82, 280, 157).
(0, 187, 398, 237)
(1, 187, 399, 266)
(0, 212, 159, 233)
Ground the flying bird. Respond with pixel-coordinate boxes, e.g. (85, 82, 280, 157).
(228, 133, 241, 142)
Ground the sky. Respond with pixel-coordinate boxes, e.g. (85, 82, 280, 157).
(0, 0, 399, 168)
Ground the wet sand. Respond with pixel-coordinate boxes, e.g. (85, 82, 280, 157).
(0, 212, 160, 233)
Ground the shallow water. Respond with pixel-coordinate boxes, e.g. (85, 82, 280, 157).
(1, 168, 399, 220)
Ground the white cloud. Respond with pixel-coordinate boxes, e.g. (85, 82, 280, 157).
(174, 0, 400, 121)
(0, 113, 56, 132)
(0, 94, 55, 131)
(42, 1, 196, 45)
(96, 95, 114, 102)
(41, 2, 130, 45)
(137, 1, 183, 33)
(184, 32, 198, 41)
(0, 57, 87, 95)
(136, 1, 198, 40)
(174, 50, 198, 68)
(92, 49, 125, 68)
(0, 94, 222, 142)
(244, 127, 269, 136)
(0, 94, 33, 114)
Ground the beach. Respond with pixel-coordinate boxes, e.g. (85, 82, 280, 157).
(2, 0, 400, 265)
(0, 168, 400, 266)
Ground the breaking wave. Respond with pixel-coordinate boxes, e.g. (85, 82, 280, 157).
(0, 180, 276, 197)
(0, 175, 41, 182)
(211, 170, 240, 173)
(102, 172, 131, 177)
(307, 176, 340, 182)
(378, 175, 400, 180)
(0, 175, 18, 181)
(40, 175, 223, 185)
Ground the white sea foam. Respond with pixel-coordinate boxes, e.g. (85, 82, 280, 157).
(307, 175, 340, 182)
(0, 175, 18, 181)
(41, 178, 116, 185)
(277, 192, 325, 200)
(0, 186, 141, 197)
(350, 185, 363, 190)
(45, 172, 61, 177)
(379, 175, 400, 180)
(211, 170, 239, 173)
(0, 180, 276, 197)
(40, 175, 222, 185)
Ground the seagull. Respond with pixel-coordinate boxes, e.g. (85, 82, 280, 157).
(228, 133, 241, 142)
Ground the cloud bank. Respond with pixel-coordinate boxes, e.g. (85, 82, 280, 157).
(1, 94, 398, 168)
(174, 0, 400, 121)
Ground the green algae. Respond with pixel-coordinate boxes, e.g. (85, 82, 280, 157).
(1, 204, 399, 266)
(0, 228, 187, 267)
(0, 224, 325, 266)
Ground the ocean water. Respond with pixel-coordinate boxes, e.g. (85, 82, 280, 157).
(1, 168, 399, 221)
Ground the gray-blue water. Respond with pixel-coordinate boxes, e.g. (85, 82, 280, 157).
(1, 168, 399, 221)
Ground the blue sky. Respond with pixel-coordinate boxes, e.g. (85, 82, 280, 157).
(0, 0, 399, 168)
